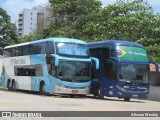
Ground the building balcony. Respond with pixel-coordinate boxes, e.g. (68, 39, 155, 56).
(19, 13, 23, 18)
(18, 28, 23, 31)
(18, 22, 23, 26)
(19, 16, 23, 19)
(18, 22, 23, 25)
(18, 19, 23, 23)
(18, 26, 23, 29)
(18, 32, 23, 37)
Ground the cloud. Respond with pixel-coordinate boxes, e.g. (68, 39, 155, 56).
(1, 0, 49, 23)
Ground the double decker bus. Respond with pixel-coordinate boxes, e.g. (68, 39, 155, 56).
(1, 38, 99, 96)
(88, 40, 154, 101)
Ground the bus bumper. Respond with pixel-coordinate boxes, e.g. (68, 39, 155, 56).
(54, 83, 90, 95)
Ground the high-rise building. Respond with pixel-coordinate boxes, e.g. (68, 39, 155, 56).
(17, 5, 52, 36)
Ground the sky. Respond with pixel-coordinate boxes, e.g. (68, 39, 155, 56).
(0, 0, 160, 23)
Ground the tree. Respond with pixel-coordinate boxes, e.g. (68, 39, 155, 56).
(82, 0, 154, 41)
(43, 0, 102, 39)
(0, 7, 18, 47)
(83, 0, 160, 62)
(136, 13, 160, 62)
(44, 0, 160, 62)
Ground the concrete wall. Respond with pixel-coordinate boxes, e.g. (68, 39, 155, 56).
(148, 86, 160, 102)
(150, 72, 160, 86)
(0, 56, 2, 84)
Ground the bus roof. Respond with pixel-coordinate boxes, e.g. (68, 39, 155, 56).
(4, 38, 86, 49)
(88, 40, 144, 48)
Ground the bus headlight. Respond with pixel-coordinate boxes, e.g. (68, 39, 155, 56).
(144, 89, 149, 93)
(56, 83, 66, 88)
(84, 86, 90, 89)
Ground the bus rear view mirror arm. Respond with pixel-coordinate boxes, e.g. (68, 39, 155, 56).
(51, 54, 59, 66)
(91, 57, 99, 69)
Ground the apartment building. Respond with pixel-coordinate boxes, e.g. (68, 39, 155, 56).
(17, 5, 52, 36)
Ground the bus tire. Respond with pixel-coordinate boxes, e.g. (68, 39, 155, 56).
(124, 97, 130, 101)
(39, 82, 45, 95)
(11, 80, 16, 91)
(93, 84, 99, 97)
(93, 88, 98, 97)
(7, 79, 11, 90)
(98, 87, 104, 99)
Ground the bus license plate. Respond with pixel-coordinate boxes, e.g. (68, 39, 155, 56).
(72, 90, 78, 94)
(132, 94, 138, 97)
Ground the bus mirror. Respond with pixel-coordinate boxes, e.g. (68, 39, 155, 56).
(149, 61, 159, 72)
(51, 54, 59, 66)
(91, 57, 99, 69)
(46, 56, 55, 64)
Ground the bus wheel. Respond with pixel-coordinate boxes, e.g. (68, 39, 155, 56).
(97, 87, 104, 99)
(7, 80, 11, 90)
(93, 88, 98, 97)
(124, 97, 130, 101)
(39, 83, 45, 95)
(11, 80, 16, 91)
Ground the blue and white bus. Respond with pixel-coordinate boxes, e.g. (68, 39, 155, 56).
(1, 38, 99, 96)
(88, 40, 157, 101)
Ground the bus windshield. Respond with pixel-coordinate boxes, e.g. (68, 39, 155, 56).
(57, 61, 91, 82)
(56, 42, 89, 57)
(118, 64, 149, 85)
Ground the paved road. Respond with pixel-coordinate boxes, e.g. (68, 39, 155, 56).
(0, 89, 160, 120)
(0, 89, 159, 111)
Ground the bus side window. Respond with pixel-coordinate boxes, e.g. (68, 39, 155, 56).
(48, 64, 56, 76)
(23, 45, 30, 55)
(15, 65, 42, 76)
(46, 42, 54, 54)
(11, 48, 17, 57)
(101, 49, 110, 59)
(17, 46, 23, 56)
(30, 44, 41, 54)
(40, 42, 47, 54)
(46, 55, 55, 76)
(104, 60, 116, 80)
(4, 49, 11, 57)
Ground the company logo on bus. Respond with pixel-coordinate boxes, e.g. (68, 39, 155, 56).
(116, 49, 127, 58)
